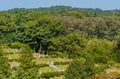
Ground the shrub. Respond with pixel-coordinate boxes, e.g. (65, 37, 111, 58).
(41, 71, 64, 78)
(0, 46, 12, 79)
(114, 63, 120, 68)
(53, 52, 68, 58)
(35, 63, 49, 68)
(107, 60, 116, 66)
(19, 44, 34, 69)
(54, 61, 70, 65)
(65, 57, 96, 79)
(15, 67, 40, 79)
(85, 38, 116, 63)
(10, 42, 25, 49)
(94, 64, 108, 73)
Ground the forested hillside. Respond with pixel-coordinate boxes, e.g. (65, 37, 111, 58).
(0, 6, 120, 79)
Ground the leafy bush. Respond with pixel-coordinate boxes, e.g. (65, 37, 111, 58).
(49, 51, 68, 58)
(0, 46, 12, 79)
(94, 64, 108, 73)
(41, 71, 64, 78)
(35, 63, 49, 68)
(50, 55, 59, 58)
(15, 67, 40, 79)
(114, 63, 120, 68)
(54, 61, 70, 65)
(19, 44, 34, 69)
(10, 42, 25, 49)
(85, 38, 116, 63)
(107, 60, 116, 66)
(65, 57, 96, 79)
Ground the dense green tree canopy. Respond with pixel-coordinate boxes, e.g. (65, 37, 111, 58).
(65, 57, 95, 79)
(85, 38, 116, 63)
(49, 32, 86, 58)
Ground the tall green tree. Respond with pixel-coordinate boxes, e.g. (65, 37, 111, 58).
(65, 57, 95, 79)
(49, 32, 86, 58)
(15, 14, 65, 52)
(85, 38, 116, 63)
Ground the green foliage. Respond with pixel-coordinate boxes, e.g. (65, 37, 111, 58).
(115, 32, 120, 63)
(19, 44, 34, 69)
(14, 13, 65, 52)
(94, 64, 108, 74)
(85, 38, 116, 63)
(65, 57, 95, 79)
(107, 60, 116, 66)
(35, 63, 49, 68)
(41, 71, 64, 78)
(0, 46, 12, 79)
(0, 7, 120, 57)
(15, 67, 40, 79)
(0, 6, 120, 79)
(10, 42, 25, 49)
(114, 63, 120, 68)
(49, 32, 86, 58)
(50, 51, 68, 58)
(14, 43, 40, 79)
(54, 61, 70, 65)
